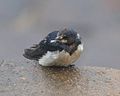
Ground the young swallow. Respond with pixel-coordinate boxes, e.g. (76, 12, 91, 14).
(23, 29, 83, 66)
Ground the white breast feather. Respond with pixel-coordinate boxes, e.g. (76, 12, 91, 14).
(39, 44, 83, 66)
(38, 51, 60, 66)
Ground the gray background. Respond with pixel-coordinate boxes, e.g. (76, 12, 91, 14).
(0, 0, 120, 69)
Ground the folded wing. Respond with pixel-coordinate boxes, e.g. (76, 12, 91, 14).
(23, 40, 47, 60)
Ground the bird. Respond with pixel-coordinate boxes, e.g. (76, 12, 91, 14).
(23, 29, 83, 67)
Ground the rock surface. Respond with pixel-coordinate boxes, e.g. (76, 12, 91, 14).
(0, 60, 120, 96)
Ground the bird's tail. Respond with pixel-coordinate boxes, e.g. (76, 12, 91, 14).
(23, 49, 34, 60)
(23, 44, 39, 60)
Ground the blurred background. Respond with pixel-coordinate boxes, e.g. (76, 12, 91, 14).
(0, 0, 120, 68)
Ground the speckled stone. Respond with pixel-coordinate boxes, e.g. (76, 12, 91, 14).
(0, 60, 120, 96)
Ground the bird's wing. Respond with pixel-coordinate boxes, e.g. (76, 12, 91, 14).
(23, 31, 64, 60)
(45, 31, 59, 43)
(23, 40, 48, 60)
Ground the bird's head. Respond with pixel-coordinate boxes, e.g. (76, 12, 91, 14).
(56, 29, 81, 45)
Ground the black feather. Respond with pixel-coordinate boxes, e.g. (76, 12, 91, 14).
(23, 31, 63, 60)
(23, 30, 82, 60)
(23, 40, 46, 60)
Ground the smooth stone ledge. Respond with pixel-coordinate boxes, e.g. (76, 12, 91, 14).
(0, 60, 120, 96)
